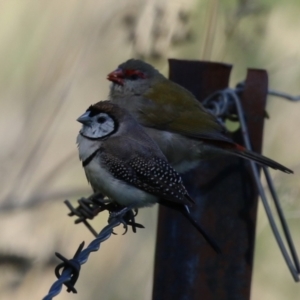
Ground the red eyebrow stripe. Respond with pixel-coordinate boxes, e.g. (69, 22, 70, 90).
(124, 69, 146, 78)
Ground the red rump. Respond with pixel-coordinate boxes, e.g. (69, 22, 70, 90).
(235, 143, 246, 151)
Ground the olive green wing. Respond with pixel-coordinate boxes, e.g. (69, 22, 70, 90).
(140, 79, 233, 144)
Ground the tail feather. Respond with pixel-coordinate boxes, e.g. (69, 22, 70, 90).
(158, 200, 221, 254)
(229, 147, 293, 174)
(206, 140, 293, 174)
(181, 205, 221, 254)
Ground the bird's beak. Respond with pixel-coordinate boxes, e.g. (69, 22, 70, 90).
(107, 68, 124, 86)
(77, 112, 92, 125)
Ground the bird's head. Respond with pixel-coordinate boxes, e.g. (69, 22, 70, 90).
(107, 59, 164, 97)
(77, 101, 140, 140)
(77, 101, 120, 140)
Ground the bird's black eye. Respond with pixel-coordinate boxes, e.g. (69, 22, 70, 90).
(97, 116, 106, 123)
(130, 74, 139, 80)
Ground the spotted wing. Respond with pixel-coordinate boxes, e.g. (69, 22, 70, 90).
(101, 154, 194, 206)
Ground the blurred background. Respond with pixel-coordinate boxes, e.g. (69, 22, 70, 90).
(0, 0, 299, 299)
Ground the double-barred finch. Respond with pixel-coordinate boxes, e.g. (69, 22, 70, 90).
(107, 59, 293, 175)
(76, 101, 219, 252)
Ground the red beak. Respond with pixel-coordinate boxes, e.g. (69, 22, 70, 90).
(107, 69, 124, 85)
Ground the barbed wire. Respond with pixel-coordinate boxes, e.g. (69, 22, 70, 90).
(268, 89, 300, 102)
(204, 83, 300, 122)
(42, 197, 144, 300)
(203, 86, 300, 281)
(43, 85, 300, 299)
(64, 193, 144, 236)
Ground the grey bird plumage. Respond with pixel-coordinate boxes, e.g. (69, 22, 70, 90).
(76, 101, 193, 208)
(107, 59, 292, 174)
(76, 101, 220, 252)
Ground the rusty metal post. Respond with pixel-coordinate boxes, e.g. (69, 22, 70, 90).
(152, 60, 268, 300)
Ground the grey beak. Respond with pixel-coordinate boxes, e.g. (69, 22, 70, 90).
(77, 111, 92, 125)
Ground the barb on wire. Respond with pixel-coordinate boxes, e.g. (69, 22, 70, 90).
(203, 86, 300, 282)
(42, 197, 145, 300)
(64, 193, 144, 236)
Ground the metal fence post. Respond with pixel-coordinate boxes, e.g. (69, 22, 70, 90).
(153, 60, 268, 300)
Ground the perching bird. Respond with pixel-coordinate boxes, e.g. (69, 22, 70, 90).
(76, 101, 219, 252)
(107, 59, 293, 174)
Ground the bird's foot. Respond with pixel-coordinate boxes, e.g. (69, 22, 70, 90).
(108, 205, 144, 234)
(65, 194, 144, 236)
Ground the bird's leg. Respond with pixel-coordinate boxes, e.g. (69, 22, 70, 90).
(65, 196, 144, 235)
(108, 204, 144, 234)
(109, 204, 135, 218)
(120, 208, 144, 234)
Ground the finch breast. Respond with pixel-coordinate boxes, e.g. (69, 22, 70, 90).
(84, 155, 157, 208)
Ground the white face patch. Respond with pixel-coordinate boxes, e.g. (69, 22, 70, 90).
(80, 112, 116, 139)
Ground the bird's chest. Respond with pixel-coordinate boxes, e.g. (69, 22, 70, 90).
(84, 157, 116, 196)
(84, 157, 157, 207)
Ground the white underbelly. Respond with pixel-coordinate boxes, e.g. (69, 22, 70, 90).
(85, 158, 157, 208)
